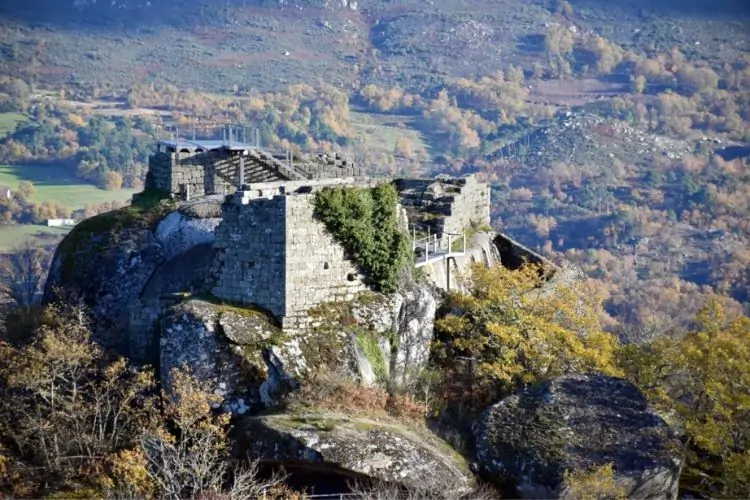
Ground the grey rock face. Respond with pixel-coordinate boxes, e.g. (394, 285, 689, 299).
(473, 374, 682, 499)
(155, 210, 221, 261)
(350, 282, 438, 389)
(44, 198, 224, 361)
(160, 299, 280, 415)
(391, 282, 437, 388)
(258, 346, 301, 407)
(239, 412, 473, 495)
(44, 222, 166, 353)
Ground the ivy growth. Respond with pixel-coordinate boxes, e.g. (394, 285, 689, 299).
(313, 183, 411, 294)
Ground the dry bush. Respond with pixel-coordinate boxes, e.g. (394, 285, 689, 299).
(289, 369, 388, 415)
(289, 370, 427, 421)
(385, 392, 428, 422)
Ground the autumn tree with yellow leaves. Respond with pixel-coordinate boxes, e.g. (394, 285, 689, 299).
(432, 262, 621, 418)
(619, 297, 750, 498)
(0, 303, 287, 498)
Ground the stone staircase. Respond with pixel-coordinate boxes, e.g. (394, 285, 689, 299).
(246, 149, 309, 181)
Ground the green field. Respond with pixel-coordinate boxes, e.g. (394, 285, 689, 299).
(0, 112, 27, 138)
(0, 224, 70, 252)
(0, 163, 137, 210)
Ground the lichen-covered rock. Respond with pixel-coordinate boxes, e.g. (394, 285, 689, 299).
(350, 282, 438, 389)
(44, 212, 167, 353)
(258, 345, 302, 407)
(391, 282, 437, 387)
(239, 411, 473, 495)
(44, 196, 225, 358)
(473, 374, 682, 499)
(160, 299, 282, 415)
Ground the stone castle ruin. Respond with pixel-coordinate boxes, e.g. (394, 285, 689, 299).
(136, 125, 545, 333)
(146, 125, 362, 199)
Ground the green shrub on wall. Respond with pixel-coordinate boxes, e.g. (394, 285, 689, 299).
(313, 183, 411, 294)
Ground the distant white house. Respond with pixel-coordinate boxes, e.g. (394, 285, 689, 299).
(46, 218, 76, 227)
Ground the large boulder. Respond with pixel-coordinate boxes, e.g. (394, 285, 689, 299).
(473, 374, 682, 499)
(154, 199, 222, 260)
(44, 195, 223, 357)
(239, 411, 474, 495)
(160, 298, 284, 415)
(44, 211, 167, 353)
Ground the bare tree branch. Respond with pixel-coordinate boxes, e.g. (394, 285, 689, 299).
(0, 239, 51, 310)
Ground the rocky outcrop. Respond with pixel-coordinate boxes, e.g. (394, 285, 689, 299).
(43, 190, 442, 411)
(239, 411, 473, 495)
(44, 214, 167, 353)
(44, 196, 223, 358)
(160, 299, 283, 415)
(473, 374, 682, 499)
(349, 281, 438, 389)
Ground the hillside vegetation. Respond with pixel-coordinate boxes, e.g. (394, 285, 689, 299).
(0, 0, 748, 337)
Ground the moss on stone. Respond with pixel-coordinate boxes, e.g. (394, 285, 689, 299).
(356, 330, 387, 382)
(196, 293, 282, 326)
(286, 416, 339, 432)
(355, 291, 387, 307)
(313, 183, 412, 294)
(352, 420, 379, 432)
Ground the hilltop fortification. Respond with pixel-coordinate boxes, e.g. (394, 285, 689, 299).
(140, 129, 503, 329)
(46, 128, 550, 372)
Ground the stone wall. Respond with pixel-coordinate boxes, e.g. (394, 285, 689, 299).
(127, 242, 217, 364)
(147, 152, 173, 193)
(395, 174, 491, 245)
(148, 147, 364, 198)
(283, 194, 368, 328)
(127, 298, 167, 364)
(147, 151, 211, 197)
(210, 178, 378, 328)
(210, 195, 287, 319)
(439, 175, 492, 241)
(147, 150, 286, 198)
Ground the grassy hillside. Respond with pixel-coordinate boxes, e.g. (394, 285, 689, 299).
(1, 0, 747, 94)
(0, 223, 69, 251)
(0, 112, 26, 138)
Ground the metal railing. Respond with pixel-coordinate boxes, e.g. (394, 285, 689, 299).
(412, 228, 467, 267)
